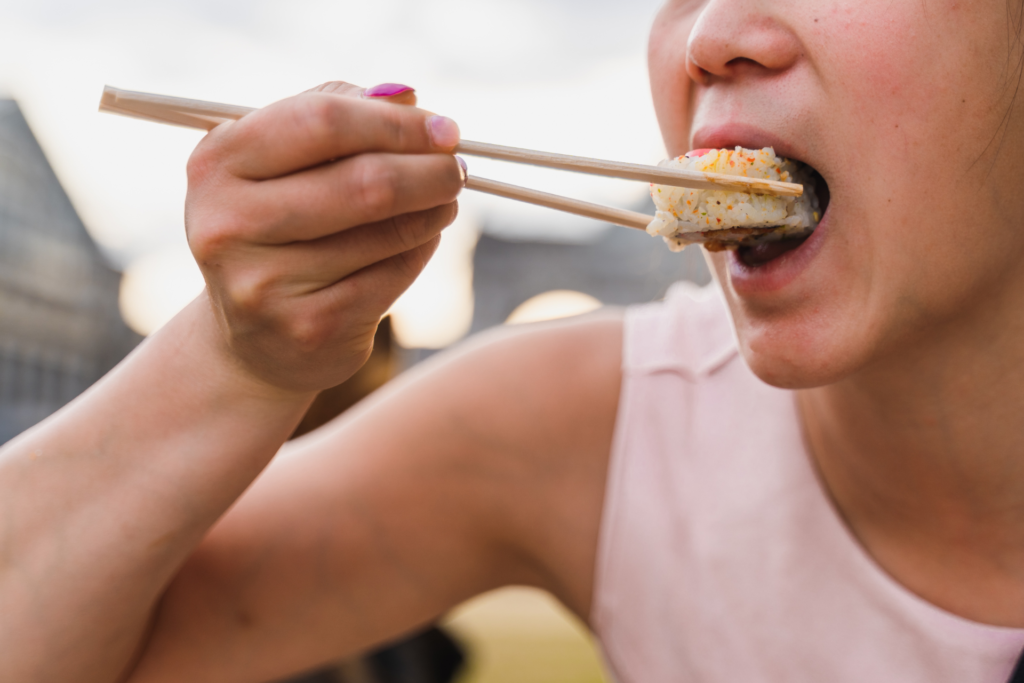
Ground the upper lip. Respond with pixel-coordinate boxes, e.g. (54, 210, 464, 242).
(691, 123, 808, 165)
(691, 122, 831, 207)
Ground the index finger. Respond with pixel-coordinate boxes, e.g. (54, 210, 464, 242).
(207, 91, 461, 180)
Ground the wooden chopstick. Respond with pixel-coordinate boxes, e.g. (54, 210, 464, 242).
(99, 86, 666, 231)
(99, 86, 801, 197)
(99, 86, 655, 231)
(464, 176, 652, 230)
(455, 140, 802, 197)
(98, 86, 783, 234)
(100, 86, 252, 129)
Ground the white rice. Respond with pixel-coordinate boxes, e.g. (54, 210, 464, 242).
(647, 147, 821, 252)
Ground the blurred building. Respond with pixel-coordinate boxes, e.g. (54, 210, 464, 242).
(0, 99, 140, 443)
(397, 213, 712, 369)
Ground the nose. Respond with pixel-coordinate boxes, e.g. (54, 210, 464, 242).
(686, 0, 802, 85)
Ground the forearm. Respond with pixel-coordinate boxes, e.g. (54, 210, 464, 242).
(0, 82, 465, 682)
(0, 295, 315, 682)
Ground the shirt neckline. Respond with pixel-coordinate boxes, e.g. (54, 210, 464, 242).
(788, 391, 1024, 653)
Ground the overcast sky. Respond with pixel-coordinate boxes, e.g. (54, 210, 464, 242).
(0, 0, 669, 342)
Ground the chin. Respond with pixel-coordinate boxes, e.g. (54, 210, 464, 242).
(733, 319, 862, 390)
(710, 255, 878, 390)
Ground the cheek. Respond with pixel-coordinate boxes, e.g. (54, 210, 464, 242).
(816, 0, 1004, 158)
(648, 5, 702, 155)
(819, 0, 1015, 279)
(691, 0, 1021, 388)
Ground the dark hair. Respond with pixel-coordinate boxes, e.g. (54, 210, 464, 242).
(974, 0, 1024, 170)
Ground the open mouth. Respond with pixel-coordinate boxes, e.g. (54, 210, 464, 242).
(737, 165, 831, 267)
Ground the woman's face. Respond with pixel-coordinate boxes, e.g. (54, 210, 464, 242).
(649, 0, 1024, 388)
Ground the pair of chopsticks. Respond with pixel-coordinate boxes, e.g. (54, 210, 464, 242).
(98, 86, 802, 232)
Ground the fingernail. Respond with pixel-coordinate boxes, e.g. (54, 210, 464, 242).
(456, 155, 468, 185)
(427, 115, 460, 149)
(363, 83, 415, 98)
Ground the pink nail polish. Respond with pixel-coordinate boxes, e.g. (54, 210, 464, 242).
(364, 83, 415, 98)
(456, 155, 468, 184)
(427, 116, 460, 149)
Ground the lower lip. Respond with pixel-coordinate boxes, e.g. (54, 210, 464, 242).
(726, 209, 830, 295)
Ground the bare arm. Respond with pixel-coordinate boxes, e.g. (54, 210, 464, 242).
(0, 299, 314, 681)
(0, 83, 464, 682)
(128, 311, 623, 683)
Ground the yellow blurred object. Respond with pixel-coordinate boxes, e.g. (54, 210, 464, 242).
(445, 586, 608, 683)
(118, 246, 205, 336)
(389, 212, 480, 349)
(505, 290, 602, 326)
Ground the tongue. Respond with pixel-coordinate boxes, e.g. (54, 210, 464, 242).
(738, 238, 806, 267)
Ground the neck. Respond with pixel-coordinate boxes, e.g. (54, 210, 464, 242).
(799, 278, 1024, 626)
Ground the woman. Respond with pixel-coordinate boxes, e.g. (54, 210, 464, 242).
(3, 0, 1024, 680)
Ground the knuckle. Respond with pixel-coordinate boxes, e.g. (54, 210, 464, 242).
(444, 159, 466, 198)
(305, 81, 359, 97)
(381, 201, 457, 254)
(331, 277, 361, 310)
(186, 143, 219, 186)
(384, 213, 429, 254)
(225, 269, 274, 317)
(353, 157, 398, 217)
(297, 95, 342, 142)
(351, 342, 374, 370)
(186, 215, 243, 266)
(284, 310, 330, 353)
(336, 272, 369, 302)
(221, 274, 334, 355)
(440, 200, 459, 227)
(396, 237, 439, 278)
(378, 107, 412, 148)
(334, 276, 381, 317)
(187, 224, 228, 266)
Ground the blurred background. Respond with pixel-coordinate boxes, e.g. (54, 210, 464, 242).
(0, 0, 711, 681)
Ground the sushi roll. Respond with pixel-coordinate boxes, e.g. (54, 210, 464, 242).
(647, 147, 822, 252)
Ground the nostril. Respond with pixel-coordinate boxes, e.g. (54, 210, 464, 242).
(689, 71, 708, 85)
(725, 57, 767, 74)
(685, 41, 713, 84)
(685, 55, 710, 85)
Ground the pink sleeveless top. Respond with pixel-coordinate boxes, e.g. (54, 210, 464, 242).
(592, 282, 1024, 683)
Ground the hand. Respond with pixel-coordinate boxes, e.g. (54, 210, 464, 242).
(184, 82, 464, 394)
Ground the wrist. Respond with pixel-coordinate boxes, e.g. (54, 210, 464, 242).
(157, 293, 320, 409)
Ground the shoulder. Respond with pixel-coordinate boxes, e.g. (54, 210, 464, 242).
(427, 307, 625, 412)
(391, 309, 626, 558)
(280, 310, 626, 614)
(292, 308, 625, 454)
(439, 311, 625, 613)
